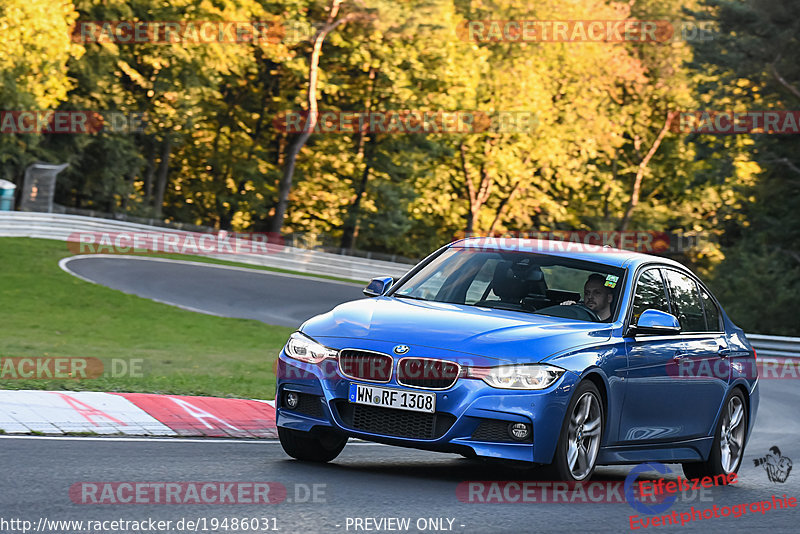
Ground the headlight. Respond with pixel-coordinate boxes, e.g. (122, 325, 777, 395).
(284, 332, 338, 364)
(464, 364, 564, 390)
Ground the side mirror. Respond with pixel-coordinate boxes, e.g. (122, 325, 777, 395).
(631, 309, 681, 336)
(363, 276, 394, 297)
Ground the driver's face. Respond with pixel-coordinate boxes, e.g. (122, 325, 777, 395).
(584, 280, 612, 312)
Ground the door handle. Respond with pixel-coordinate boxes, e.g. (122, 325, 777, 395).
(673, 349, 688, 361)
(717, 346, 731, 358)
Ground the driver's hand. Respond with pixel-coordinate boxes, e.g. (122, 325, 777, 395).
(559, 300, 577, 306)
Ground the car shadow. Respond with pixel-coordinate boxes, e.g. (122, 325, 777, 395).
(275, 454, 635, 483)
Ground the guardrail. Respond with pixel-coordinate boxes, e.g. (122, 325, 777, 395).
(0, 212, 411, 282)
(1, 211, 798, 353)
(51, 203, 420, 265)
(747, 334, 800, 359)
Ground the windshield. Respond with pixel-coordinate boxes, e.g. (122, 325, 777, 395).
(392, 247, 626, 322)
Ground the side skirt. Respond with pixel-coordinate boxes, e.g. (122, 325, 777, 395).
(597, 436, 712, 465)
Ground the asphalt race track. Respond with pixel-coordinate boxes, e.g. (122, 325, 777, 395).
(22, 255, 799, 532)
(61, 256, 365, 327)
(2, 380, 799, 534)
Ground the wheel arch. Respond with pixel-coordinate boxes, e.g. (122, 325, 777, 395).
(579, 369, 610, 443)
(718, 381, 750, 427)
(730, 381, 751, 434)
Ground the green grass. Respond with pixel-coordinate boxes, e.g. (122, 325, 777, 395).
(0, 237, 297, 398)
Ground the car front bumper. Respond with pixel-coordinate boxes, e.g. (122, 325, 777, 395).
(275, 350, 578, 464)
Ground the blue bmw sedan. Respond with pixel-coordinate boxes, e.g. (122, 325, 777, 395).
(275, 238, 758, 482)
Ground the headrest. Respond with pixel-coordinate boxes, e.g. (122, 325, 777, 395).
(492, 259, 545, 303)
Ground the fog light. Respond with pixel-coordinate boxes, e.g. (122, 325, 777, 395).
(508, 422, 530, 441)
(285, 392, 299, 409)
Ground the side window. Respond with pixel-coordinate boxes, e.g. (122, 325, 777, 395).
(631, 269, 670, 323)
(700, 287, 721, 331)
(664, 270, 706, 332)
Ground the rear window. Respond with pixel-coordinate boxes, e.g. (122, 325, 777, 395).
(664, 269, 706, 332)
(700, 286, 722, 331)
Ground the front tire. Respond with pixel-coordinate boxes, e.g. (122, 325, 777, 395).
(278, 427, 347, 462)
(546, 381, 604, 481)
(682, 389, 747, 479)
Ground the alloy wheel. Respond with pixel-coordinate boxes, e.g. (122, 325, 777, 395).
(566, 392, 602, 480)
(720, 396, 746, 473)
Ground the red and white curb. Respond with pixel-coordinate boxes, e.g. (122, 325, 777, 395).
(0, 390, 276, 438)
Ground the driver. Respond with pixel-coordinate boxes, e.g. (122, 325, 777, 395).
(560, 273, 614, 321)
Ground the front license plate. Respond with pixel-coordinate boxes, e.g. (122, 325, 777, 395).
(348, 383, 436, 413)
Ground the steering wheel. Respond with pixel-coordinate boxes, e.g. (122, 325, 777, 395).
(571, 304, 601, 322)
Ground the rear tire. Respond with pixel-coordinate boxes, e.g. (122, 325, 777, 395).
(544, 381, 604, 482)
(278, 427, 347, 462)
(682, 389, 747, 479)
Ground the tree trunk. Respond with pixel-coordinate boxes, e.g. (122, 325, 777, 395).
(118, 171, 136, 212)
(143, 137, 156, 203)
(770, 58, 800, 101)
(460, 141, 494, 236)
(341, 162, 371, 250)
(153, 136, 172, 218)
(488, 180, 521, 235)
(619, 113, 675, 231)
(340, 67, 377, 250)
(270, 0, 356, 234)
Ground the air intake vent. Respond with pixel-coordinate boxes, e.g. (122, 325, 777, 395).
(335, 402, 455, 440)
(397, 358, 460, 390)
(338, 349, 393, 383)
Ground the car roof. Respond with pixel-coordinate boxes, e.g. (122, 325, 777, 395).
(449, 237, 688, 271)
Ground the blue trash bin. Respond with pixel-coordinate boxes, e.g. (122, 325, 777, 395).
(0, 179, 16, 211)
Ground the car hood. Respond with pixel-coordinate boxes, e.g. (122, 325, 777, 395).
(301, 297, 612, 364)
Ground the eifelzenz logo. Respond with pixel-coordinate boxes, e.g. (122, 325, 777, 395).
(624, 462, 677, 514)
(754, 446, 793, 483)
